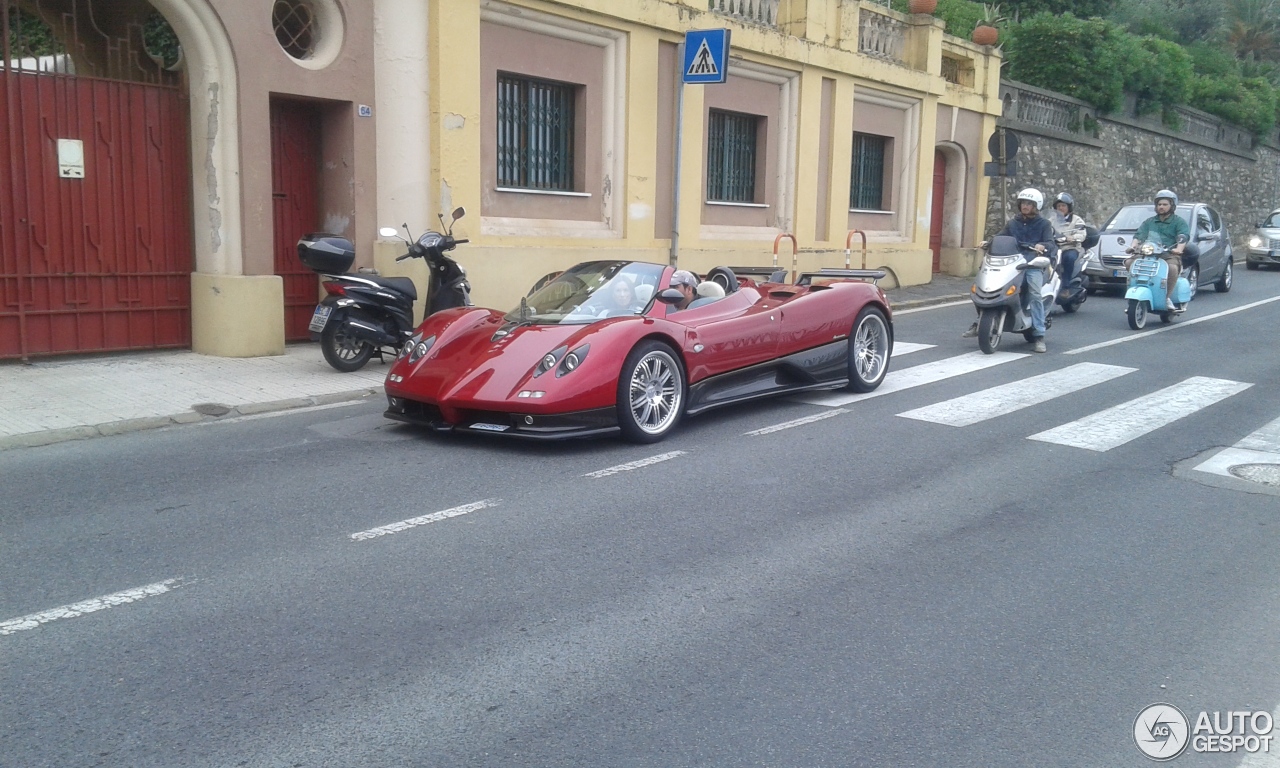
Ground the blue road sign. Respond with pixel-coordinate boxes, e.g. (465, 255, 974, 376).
(682, 29, 730, 85)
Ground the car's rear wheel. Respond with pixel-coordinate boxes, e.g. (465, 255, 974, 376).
(617, 341, 685, 443)
(321, 318, 375, 372)
(848, 306, 891, 392)
(1215, 260, 1233, 292)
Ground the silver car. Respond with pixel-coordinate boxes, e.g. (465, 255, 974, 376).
(1083, 202, 1234, 295)
(1245, 209, 1280, 269)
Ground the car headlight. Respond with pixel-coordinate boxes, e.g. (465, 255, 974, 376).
(1249, 235, 1263, 248)
(535, 346, 567, 377)
(409, 335, 436, 362)
(400, 331, 423, 358)
(556, 344, 590, 377)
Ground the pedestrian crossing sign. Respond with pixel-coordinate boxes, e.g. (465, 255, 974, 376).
(682, 29, 730, 84)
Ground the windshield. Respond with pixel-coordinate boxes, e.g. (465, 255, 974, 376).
(507, 261, 666, 325)
(1263, 212, 1280, 228)
(1102, 204, 1194, 232)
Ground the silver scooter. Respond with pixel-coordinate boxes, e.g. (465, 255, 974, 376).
(970, 235, 1059, 354)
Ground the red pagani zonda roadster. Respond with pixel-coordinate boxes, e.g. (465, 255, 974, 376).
(383, 261, 893, 442)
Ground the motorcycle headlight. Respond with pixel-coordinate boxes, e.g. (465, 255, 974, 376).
(1140, 243, 1155, 256)
(556, 344, 590, 377)
(409, 335, 436, 363)
(1249, 235, 1263, 248)
(985, 254, 1018, 267)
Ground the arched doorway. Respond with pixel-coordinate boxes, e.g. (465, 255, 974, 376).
(930, 142, 968, 273)
(0, 0, 193, 359)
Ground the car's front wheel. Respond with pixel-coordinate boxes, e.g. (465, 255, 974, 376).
(848, 306, 891, 392)
(617, 341, 685, 443)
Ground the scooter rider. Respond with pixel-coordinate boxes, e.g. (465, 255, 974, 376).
(1049, 192, 1087, 298)
(964, 188, 1058, 352)
(1125, 189, 1189, 309)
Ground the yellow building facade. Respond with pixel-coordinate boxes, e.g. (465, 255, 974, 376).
(374, 0, 1004, 316)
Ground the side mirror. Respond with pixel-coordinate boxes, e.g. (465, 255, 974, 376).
(655, 288, 685, 305)
(451, 207, 465, 222)
(378, 226, 399, 238)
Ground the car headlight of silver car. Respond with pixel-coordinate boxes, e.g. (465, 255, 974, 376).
(1249, 235, 1263, 248)
(556, 344, 590, 377)
(409, 335, 436, 363)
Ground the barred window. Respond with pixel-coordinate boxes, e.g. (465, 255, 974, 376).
(497, 74, 577, 191)
(851, 133, 889, 210)
(707, 109, 759, 203)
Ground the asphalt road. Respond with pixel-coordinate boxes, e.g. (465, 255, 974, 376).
(4, 270, 1280, 767)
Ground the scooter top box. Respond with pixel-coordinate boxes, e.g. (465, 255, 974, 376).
(297, 233, 355, 274)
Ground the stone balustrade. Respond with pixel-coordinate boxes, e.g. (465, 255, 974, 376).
(707, 0, 779, 27)
(857, 4, 906, 64)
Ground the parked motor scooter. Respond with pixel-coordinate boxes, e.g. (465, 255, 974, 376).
(299, 207, 472, 372)
(970, 235, 1059, 354)
(1054, 225, 1098, 314)
(1121, 239, 1197, 330)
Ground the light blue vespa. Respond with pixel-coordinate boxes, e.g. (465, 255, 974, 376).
(1124, 243, 1193, 330)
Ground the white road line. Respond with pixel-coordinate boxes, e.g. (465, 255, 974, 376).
(891, 342, 934, 356)
(1193, 447, 1280, 479)
(350, 499, 500, 540)
(584, 451, 686, 478)
(746, 409, 849, 436)
(894, 299, 971, 315)
(1028, 376, 1252, 452)
(898, 363, 1136, 427)
(0, 579, 182, 636)
(1237, 414, 1280, 454)
(1065, 295, 1280, 355)
(793, 351, 1027, 407)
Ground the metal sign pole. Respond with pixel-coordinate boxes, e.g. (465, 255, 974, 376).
(1000, 128, 1009, 220)
(670, 43, 684, 267)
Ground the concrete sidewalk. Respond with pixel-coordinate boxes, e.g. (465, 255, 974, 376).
(0, 276, 972, 451)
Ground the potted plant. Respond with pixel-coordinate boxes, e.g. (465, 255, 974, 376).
(972, 3, 1003, 46)
(908, 0, 938, 14)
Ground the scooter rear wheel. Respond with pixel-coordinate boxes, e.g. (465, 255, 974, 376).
(1126, 299, 1148, 330)
(321, 320, 375, 372)
(978, 309, 1003, 355)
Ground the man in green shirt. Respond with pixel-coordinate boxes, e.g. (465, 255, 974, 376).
(1126, 189, 1191, 309)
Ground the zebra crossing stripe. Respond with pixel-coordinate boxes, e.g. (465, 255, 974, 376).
(1028, 376, 1252, 452)
(891, 342, 933, 356)
(793, 351, 1027, 407)
(1236, 414, 1280, 454)
(897, 363, 1136, 427)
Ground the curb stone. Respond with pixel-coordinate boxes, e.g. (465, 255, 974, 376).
(0, 387, 383, 452)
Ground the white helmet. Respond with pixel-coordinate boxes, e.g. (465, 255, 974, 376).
(1015, 188, 1044, 211)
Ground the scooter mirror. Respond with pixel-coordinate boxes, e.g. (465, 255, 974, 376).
(378, 227, 399, 238)
(451, 207, 466, 222)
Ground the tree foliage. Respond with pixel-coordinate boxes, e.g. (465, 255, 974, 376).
(1003, 14, 1132, 112)
(999, 0, 1115, 18)
(1125, 36, 1195, 114)
(1109, 0, 1224, 42)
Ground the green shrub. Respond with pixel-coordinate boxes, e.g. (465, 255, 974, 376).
(1189, 73, 1278, 135)
(1003, 13, 1132, 112)
(1125, 36, 1194, 115)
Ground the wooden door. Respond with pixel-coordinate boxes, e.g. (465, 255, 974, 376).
(270, 99, 323, 341)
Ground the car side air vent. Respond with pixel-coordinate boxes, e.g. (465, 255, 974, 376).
(769, 290, 797, 299)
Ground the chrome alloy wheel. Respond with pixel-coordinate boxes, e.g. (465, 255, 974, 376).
(853, 311, 889, 384)
(628, 350, 682, 435)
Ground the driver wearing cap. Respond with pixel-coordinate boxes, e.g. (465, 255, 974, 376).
(668, 270, 699, 311)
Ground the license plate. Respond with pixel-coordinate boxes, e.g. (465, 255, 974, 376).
(307, 305, 332, 333)
(470, 422, 511, 432)
(1113, 269, 1128, 278)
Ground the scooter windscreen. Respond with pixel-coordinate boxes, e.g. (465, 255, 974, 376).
(988, 235, 1022, 256)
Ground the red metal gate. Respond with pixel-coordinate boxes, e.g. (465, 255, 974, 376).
(0, 70, 193, 359)
(271, 99, 322, 342)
